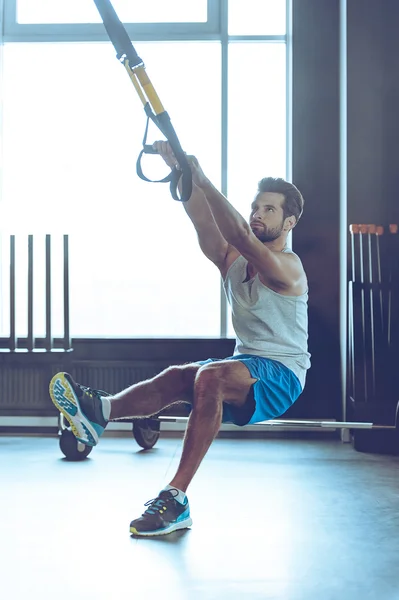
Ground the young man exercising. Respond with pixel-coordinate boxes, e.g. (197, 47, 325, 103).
(49, 141, 311, 537)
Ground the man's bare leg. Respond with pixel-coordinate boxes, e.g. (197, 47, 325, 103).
(109, 364, 199, 420)
(129, 360, 257, 536)
(49, 364, 199, 448)
(168, 360, 257, 492)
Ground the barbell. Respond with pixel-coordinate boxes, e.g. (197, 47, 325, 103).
(158, 402, 399, 434)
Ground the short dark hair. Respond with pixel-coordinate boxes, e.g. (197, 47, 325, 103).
(257, 177, 304, 224)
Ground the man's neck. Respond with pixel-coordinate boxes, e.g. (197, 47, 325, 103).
(263, 237, 288, 252)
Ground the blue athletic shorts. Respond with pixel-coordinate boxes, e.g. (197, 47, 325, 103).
(197, 354, 302, 427)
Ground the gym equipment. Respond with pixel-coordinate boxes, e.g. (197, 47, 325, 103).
(349, 224, 368, 399)
(92, 0, 192, 202)
(158, 411, 399, 432)
(58, 412, 161, 457)
(348, 223, 399, 453)
(348, 224, 399, 399)
(57, 402, 399, 460)
(388, 224, 398, 346)
(59, 428, 93, 461)
(132, 418, 160, 450)
(1, 233, 71, 352)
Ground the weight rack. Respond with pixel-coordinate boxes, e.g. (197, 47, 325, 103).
(0, 234, 72, 352)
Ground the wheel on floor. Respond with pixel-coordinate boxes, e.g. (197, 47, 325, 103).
(132, 418, 160, 449)
(59, 429, 93, 461)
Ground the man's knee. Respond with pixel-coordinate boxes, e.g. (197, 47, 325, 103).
(195, 361, 245, 387)
(163, 364, 199, 391)
(194, 363, 229, 397)
(195, 361, 256, 406)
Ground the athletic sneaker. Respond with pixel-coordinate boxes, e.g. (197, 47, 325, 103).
(49, 372, 110, 446)
(130, 489, 193, 537)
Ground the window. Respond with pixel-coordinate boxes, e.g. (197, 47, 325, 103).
(227, 42, 286, 337)
(228, 42, 286, 215)
(0, 0, 288, 340)
(1, 42, 221, 337)
(229, 0, 286, 35)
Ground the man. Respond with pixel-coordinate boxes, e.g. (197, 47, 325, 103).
(49, 141, 311, 537)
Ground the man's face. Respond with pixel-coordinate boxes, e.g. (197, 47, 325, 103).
(249, 192, 286, 242)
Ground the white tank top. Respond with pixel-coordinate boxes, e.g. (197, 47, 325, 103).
(223, 253, 311, 388)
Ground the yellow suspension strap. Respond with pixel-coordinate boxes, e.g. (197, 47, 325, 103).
(93, 0, 192, 202)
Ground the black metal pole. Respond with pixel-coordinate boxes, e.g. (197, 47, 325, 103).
(375, 226, 384, 330)
(27, 235, 34, 352)
(63, 235, 71, 351)
(359, 224, 368, 401)
(45, 234, 52, 352)
(9, 235, 16, 352)
(367, 224, 376, 397)
(348, 224, 357, 397)
(387, 224, 398, 347)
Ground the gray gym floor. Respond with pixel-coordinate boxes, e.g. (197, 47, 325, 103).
(1, 433, 399, 600)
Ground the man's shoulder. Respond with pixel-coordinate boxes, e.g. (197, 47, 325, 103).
(281, 248, 305, 268)
(270, 248, 308, 294)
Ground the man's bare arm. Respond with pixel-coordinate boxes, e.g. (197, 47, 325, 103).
(154, 141, 235, 267)
(183, 183, 236, 265)
(183, 155, 306, 293)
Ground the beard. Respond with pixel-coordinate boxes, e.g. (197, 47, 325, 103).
(252, 221, 284, 242)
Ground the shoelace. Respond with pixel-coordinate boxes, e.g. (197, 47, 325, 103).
(143, 489, 179, 516)
(78, 384, 111, 399)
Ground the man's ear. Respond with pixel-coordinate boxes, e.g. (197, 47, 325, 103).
(284, 216, 296, 231)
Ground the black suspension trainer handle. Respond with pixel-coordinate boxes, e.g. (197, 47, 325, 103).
(92, 0, 193, 202)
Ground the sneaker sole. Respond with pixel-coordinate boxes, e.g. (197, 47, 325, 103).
(49, 372, 99, 447)
(130, 517, 193, 537)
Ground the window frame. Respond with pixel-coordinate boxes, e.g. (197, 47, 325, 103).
(3, 0, 220, 40)
(0, 0, 291, 338)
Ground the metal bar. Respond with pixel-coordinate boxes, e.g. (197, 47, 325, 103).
(358, 224, 368, 400)
(27, 234, 34, 351)
(348, 281, 355, 397)
(228, 35, 286, 42)
(350, 225, 367, 401)
(375, 226, 384, 330)
(348, 225, 356, 398)
(339, 0, 348, 425)
(9, 235, 16, 351)
(372, 225, 385, 397)
(3, 32, 288, 44)
(3, 23, 223, 43)
(220, 0, 228, 338)
(285, 0, 293, 181)
(350, 225, 356, 281)
(158, 416, 395, 430)
(45, 234, 52, 352)
(4, 31, 222, 43)
(63, 235, 71, 351)
(387, 224, 398, 346)
(367, 225, 376, 396)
